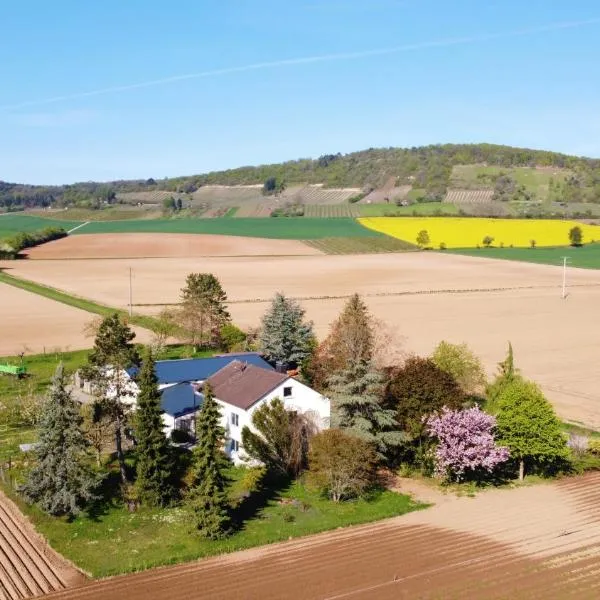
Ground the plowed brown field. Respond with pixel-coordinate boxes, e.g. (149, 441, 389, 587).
(25, 234, 321, 259)
(0, 492, 85, 599)
(0, 283, 152, 356)
(5, 251, 600, 427)
(45, 473, 600, 599)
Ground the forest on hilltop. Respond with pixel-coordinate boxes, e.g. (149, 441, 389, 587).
(3, 143, 600, 209)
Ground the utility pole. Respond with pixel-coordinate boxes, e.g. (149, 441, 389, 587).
(129, 267, 133, 317)
(561, 257, 569, 299)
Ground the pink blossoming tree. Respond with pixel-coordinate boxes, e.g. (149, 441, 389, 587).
(426, 406, 509, 482)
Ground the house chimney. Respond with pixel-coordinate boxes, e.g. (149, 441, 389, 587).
(275, 361, 287, 374)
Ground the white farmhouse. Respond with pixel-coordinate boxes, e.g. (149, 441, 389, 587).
(205, 360, 330, 464)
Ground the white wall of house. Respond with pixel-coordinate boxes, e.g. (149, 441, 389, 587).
(215, 377, 330, 465)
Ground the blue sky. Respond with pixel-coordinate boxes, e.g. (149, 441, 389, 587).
(2, 0, 600, 184)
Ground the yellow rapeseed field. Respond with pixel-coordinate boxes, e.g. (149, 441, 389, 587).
(358, 217, 600, 248)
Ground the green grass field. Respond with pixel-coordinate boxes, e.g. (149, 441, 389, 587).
(4, 473, 418, 577)
(0, 214, 82, 240)
(449, 243, 600, 269)
(358, 203, 460, 217)
(70, 217, 380, 239)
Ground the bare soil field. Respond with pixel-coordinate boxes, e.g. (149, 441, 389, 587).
(46, 473, 600, 599)
(4, 252, 600, 426)
(0, 283, 152, 356)
(0, 491, 85, 599)
(25, 233, 322, 259)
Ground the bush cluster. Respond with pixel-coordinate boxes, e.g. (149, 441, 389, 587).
(2, 226, 67, 258)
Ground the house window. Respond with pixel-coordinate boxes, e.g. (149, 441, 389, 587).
(230, 439, 239, 452)
(283, 386, 293, 398)
(231, 413, 239, 427)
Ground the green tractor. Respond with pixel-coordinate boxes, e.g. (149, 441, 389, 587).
(0, 353, 27, 378)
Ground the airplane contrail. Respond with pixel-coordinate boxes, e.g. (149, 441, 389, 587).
(2, 18, 599, 111)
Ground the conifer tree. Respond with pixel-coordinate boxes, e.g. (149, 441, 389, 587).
(134, 348, 175, 507)
(486, 342, 522, 413)
(259, 293, 315, 367)
(187, 384, 230, 539)
(329, 362, 405, 461)
(20, 365, 97, 517)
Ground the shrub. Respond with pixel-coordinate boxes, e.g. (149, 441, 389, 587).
(171, 428, 193, 444)
(307, 429, 377, 502)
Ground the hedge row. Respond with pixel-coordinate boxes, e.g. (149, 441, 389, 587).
(0, 226, 67, 258)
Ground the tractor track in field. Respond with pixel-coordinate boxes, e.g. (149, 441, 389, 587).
(0, 492, 85, 599)
(44, 472, 600, 599)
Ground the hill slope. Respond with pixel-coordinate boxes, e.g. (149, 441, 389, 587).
(3, 144, 600, 211)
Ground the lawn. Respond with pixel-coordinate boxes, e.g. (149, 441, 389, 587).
(449, 243, 600, 270)
(71, 217, 381, 239)
(0, 214, 82, 240)
(4, 472, 420, 577)
(358, 217, 600, 248)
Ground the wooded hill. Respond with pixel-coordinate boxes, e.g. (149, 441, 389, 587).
(3, 143, 600, 209)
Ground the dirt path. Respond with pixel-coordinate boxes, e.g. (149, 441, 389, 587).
(0, 491, 85, 599)
(45, 473, 600, 599)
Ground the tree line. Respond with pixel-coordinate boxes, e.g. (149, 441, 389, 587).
(4, 143, 600, 208)
(0, 226, 67, 259)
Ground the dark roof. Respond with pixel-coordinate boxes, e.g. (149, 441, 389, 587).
(207, 361, 289, 410)
(160, 383, 202, 417)
(128, 353, 273, 385)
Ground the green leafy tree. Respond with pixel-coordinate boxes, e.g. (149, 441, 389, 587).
(569, 225, 583, 246)
(259, 293, 315, 367)
(416, 230, 430, 248)
(84, 313, 140, 484)
(219, 323, 247, 353)
(20, 365, 97, 517)
(241, 398, 317, 477)
(495, 379, 569, 480)
(431, 341, 486, 396)
(384, 357, 464, 450)
(187, 384, 230, 539)
(134, 348, 176, 507)
(307, 429, 377, 502)
(482, 236, 494, 248)
(176, 273, 231, 350)
(329, 363, 404, 461)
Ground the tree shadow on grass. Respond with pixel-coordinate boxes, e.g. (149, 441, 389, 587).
(229, 472, 292, 534)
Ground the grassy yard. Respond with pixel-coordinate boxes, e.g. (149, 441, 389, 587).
(448, 243, 600, 269)
(3, 470, 419, 577)
(70, 217, 381, 239)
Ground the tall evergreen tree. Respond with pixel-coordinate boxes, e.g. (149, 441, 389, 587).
(84, 313, 140, 484)
(134, 347, 175, 507)
(329, 362, 405, 461)
(187, 384, 230, 539)
(20, 365, 96, 517)
(486, 342, 522, 413)
(259, 293, 315, 367)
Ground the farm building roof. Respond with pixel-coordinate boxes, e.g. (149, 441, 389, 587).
(160, 383, 202, 417)
(128, 353, 274, 385)
(207, 360, 288, 411)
